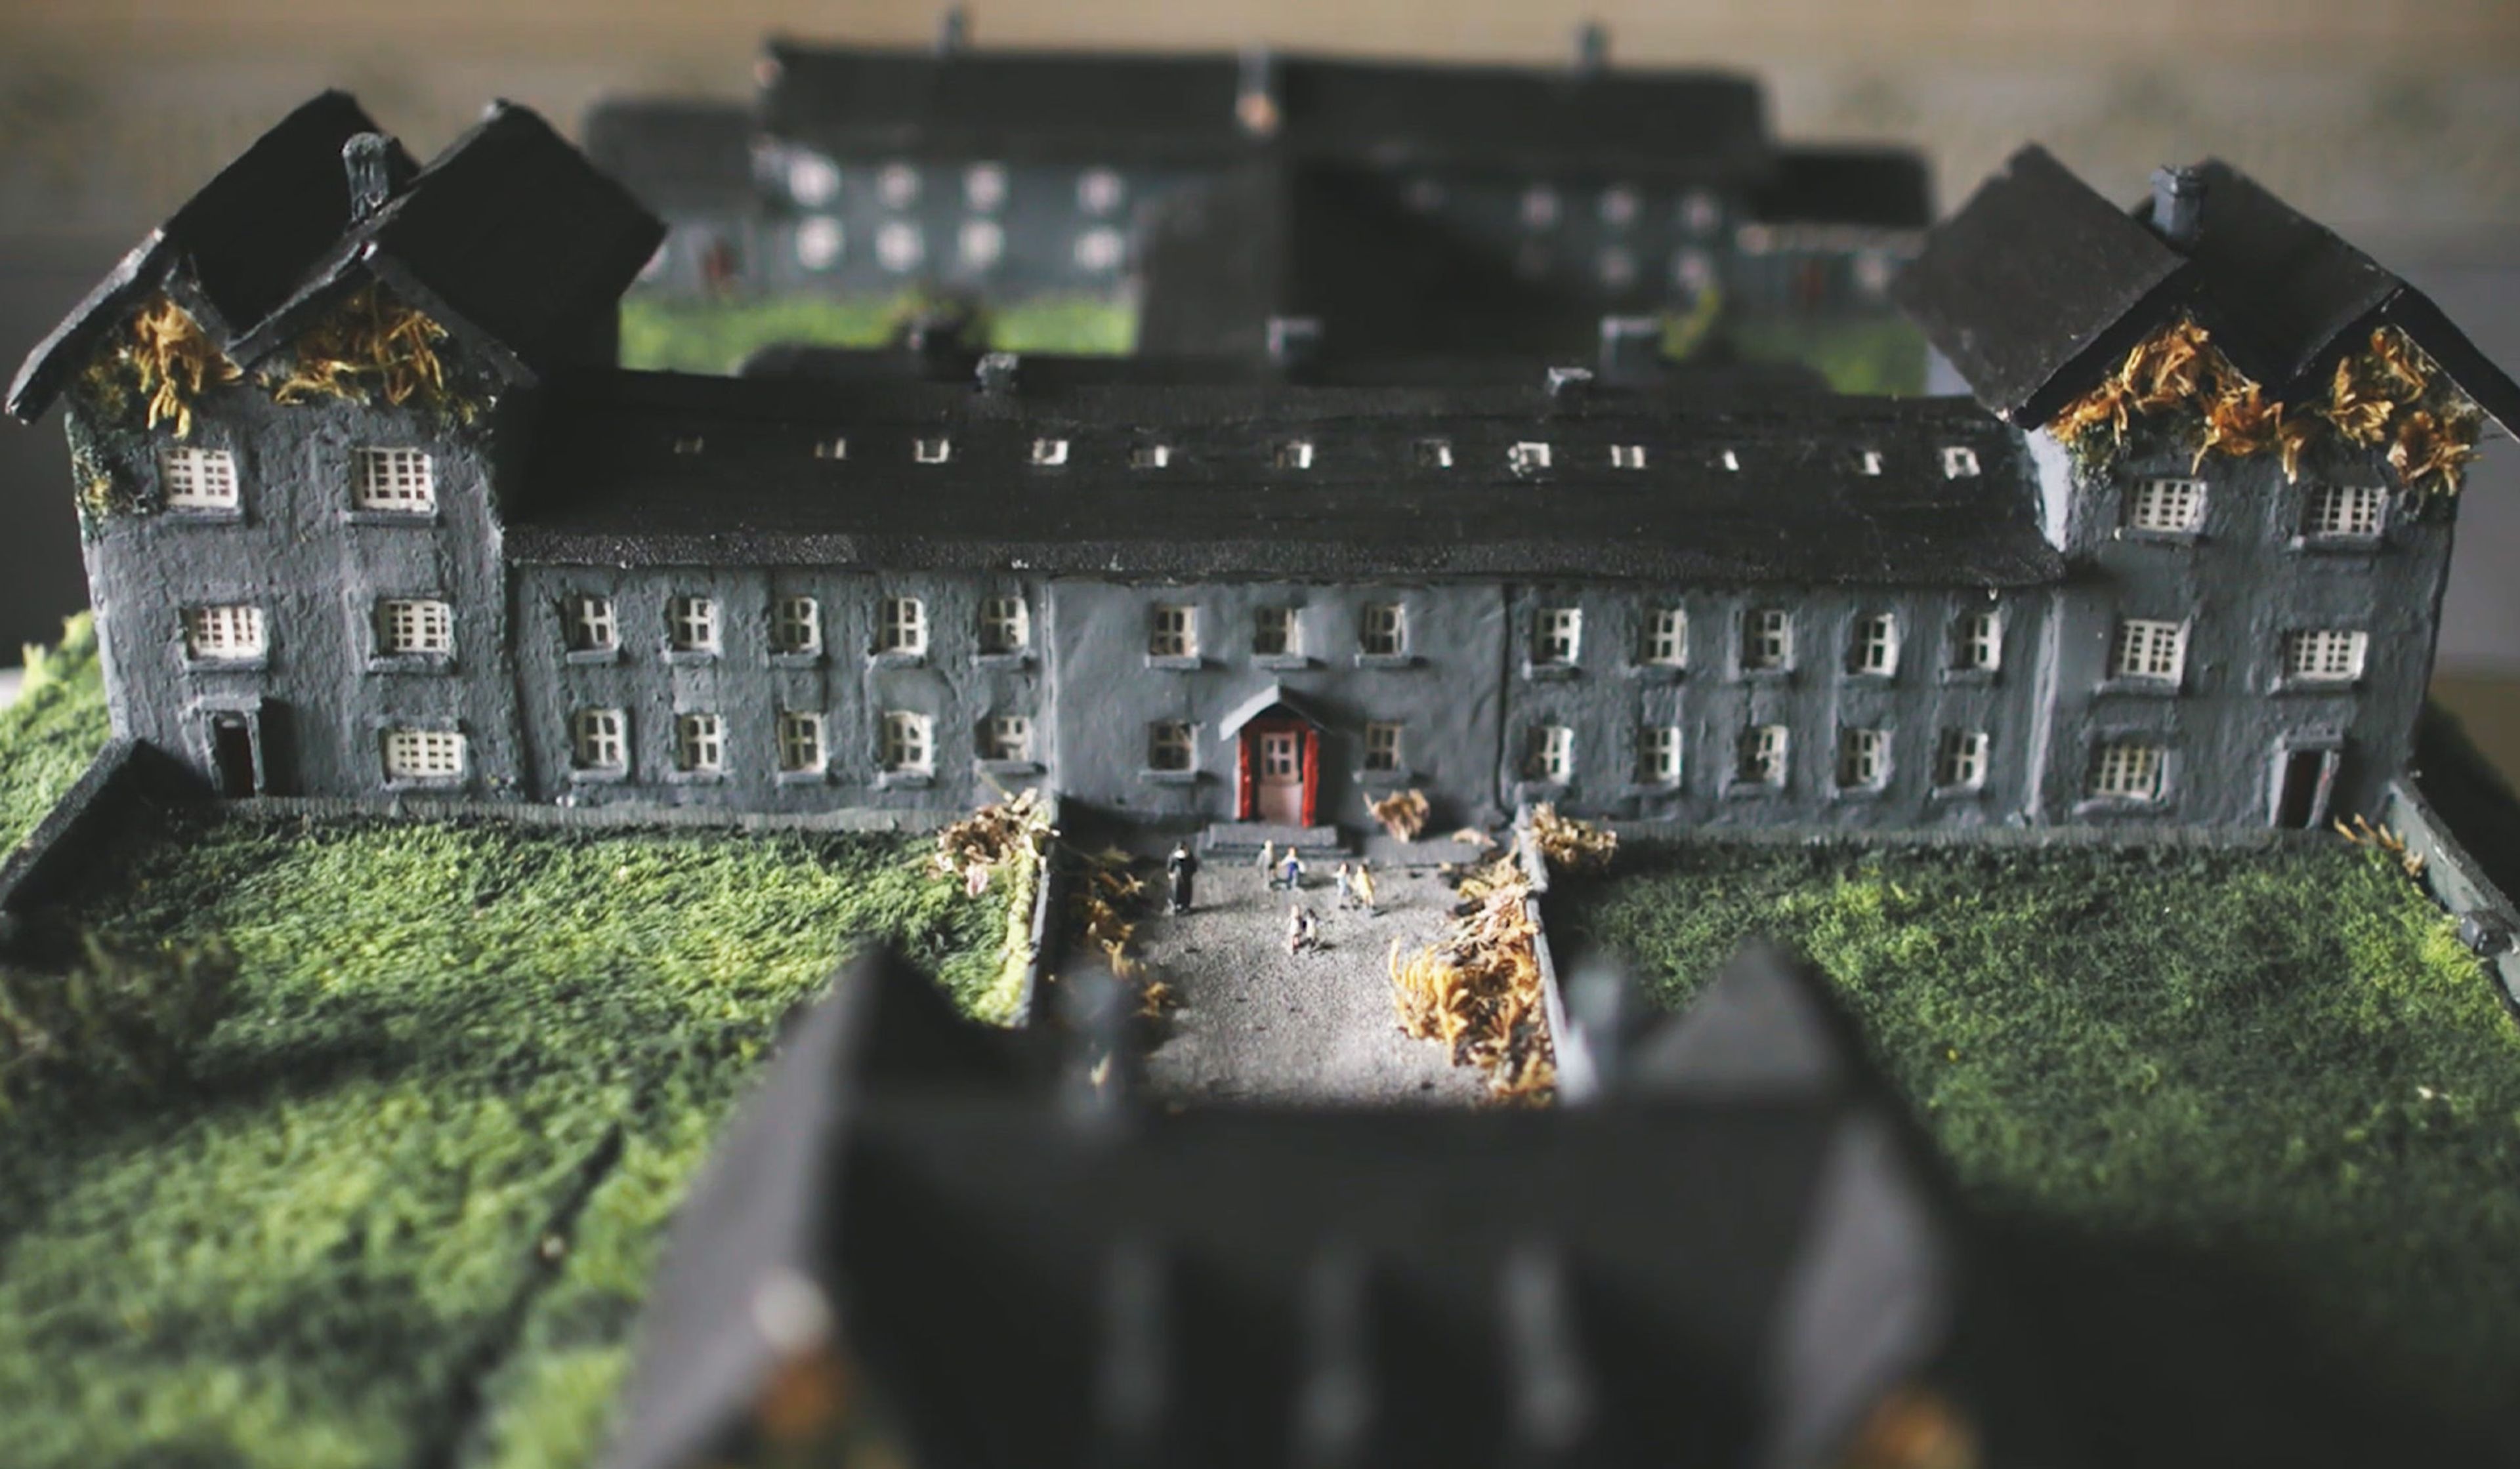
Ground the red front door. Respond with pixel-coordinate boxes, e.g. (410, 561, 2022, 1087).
(1239, 716, 1318, 827)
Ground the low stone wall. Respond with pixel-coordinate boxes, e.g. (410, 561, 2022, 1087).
(1011, 791, 1068, 1028)
(2379, 776, 2520, 1009)
(1510, 807, 1574, 1092)
(0, 738, 206, 928)
(1603, 817, 2324, 853)
(227, 794, 961, 835)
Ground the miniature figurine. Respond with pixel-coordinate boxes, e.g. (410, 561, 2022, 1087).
(1274, 849, 1306, 893)
(1255, 838, 1274, 874)
(1164, 840, 1199, 916)
(1286, 905, 1320, 955)
(1353, 863, 1377, 916)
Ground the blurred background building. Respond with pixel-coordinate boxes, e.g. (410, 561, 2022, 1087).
(2, 0, 2514, 755)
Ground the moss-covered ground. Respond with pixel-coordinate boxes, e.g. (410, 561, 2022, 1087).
(0, 798, 1014, 1468)
(1548, 838, 2520, 1436)
(1724, 314, 1930, 395)
(618, 291, 1136, 374)
(0, 611, 111, 859)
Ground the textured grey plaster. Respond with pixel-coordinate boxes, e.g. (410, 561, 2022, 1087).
(1134, 862, 1486, 1106)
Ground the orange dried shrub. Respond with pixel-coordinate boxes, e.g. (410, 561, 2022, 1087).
(268, 283, 453, 409)
(1389, 854, 1555, 1100)
(1368, 787, 1429, 841)
(106, 293, 240, 440)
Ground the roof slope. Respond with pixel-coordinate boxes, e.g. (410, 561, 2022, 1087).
(1750, 146, 1933, 230)
(10, 96, 662, 421)
(1895, 144, 2520, 434)
(503, 367, 2059, 587)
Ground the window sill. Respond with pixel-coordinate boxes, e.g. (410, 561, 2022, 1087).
(341, 509, 440, 528)
(2095, 678, 2183, 698)
(1722, 779, 1786, 800)
(665, 769, 726, 785)
(978, 759, 1044, 777)
(768, 651, 825, 670)
(1144, 655, 1205, 672)
(975, 652, 1034, 671)
(1623, 781, 1684, 798)
(1829, 783, 1889, 804)
(870, 651, 926, 669)
(776, 769, 831, 787)
(367, 655, 455, 675)
(382, 777, 466, 793)
(1522, 661, 1579, 682)
(661, 650, 719, 667)
(1626, 663, 1685, 683)
(1254, 653, 1315, 672)
(2112, 527, 2202, 547)
(1842, 671, 1898, 686)
(184, 656, 269, 675)
(876, 771, 934, 790)
(568, 767, 631, 785)
(1732, 667, 1793, 684)
(2073, 796, 2169, 819)
(564, 646, 622, 666)
(1139, 768, 1202, 785)
(2288, 535, 2383, 556)
(1352, 653, 1419, 671)
(1927, 783, 1988, 802)
(1939, 668, 1998, 687)
(161, 508, 243, 525)
(2270, 677, 2361, 696)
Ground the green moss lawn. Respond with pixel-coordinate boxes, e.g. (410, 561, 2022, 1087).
(618, 291, 1136, 374)
(0, 612, 112, 859)
(0, 631, 1020, 1468)
(1549, 838, 2520, 1435)
(1724, 314, 1929, 395)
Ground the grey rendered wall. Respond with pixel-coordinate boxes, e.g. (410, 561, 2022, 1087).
(2031, 429, 2454, 827)
(1043, 577, 1508, 833)
(509, 564, 1046, 814)
(74, 383, 522, 802)
(1496, 583, 2046, 827)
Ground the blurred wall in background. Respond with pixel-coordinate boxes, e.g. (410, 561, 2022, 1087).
(1, 0, 2513, 668)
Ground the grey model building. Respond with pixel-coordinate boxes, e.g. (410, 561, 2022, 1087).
(585, 19, 1930, 361)
(7, 94, 2516, 842)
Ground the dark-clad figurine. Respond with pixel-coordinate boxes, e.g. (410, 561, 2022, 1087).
(1166, 841, 1200, 915)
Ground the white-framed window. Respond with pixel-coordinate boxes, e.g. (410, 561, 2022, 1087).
(876, 221, 924, 273)
(570, 707, 627, 772)
(1850, 613, 1900, 676)
(1744, 609, 1792, 671)
(183, 604, 265, 661)
(786, 153, 839, 207)
(959, 218, 1004, 270)
(1857, 449, 1885, 476)
(1837, 728, 1890, 790)
(1130, 444, 1172, 470)
(778, 711, 828, 774)
(964, 161, 1008, 212)
(2091, 741, 2166, 801)
(1519, 184, 1561, 230)
(1738, 726, 1789, 786)
(1636, 725, 1682, 785)
(877, 596, 927, 655)
(1030, 438, 1068, 466)
(1359, 602, 1405, 657)
(668, 595, 719, 653)
(980, 596, 1030, 653)
(1362, 721, 1404, 774)
(1610, 444, 1648, 470)
(1253, 605, 1299, 657)
(1599, 184, 1641, 226)
(771, 595, 821, 655)
(1681, 189, 1722, 236)
(1073, 228, 1125, 273)
(1942, 446, 1980, 478)
(1149, 604, 1197, 658)
(671, 435, 704, 457)
(1526, 724, 1574, 783)
(982, 714, 1033, 763)
(354, 447, 435, 512)
(2128, 477, 2206, 533)
(1536, 606, 1582, 664)
(1414, 438, 1454, 468)
(2284, 629, 2369, 683)
(814, 437, 849, 461)
(1077, 167, 1125, 215)
(376, 598, 452, 657)
(794, 217, 843, 271)
(567, 594, 617, 653)
(1275, 440, 1314, 470)
(675, 713, 724, 774)
(1956, 611, 2001, 672)
(877, 161, 920, 208)
(161, 446, 239, 510)
(1935, 730, 1990, 791)
(1717, 447, 1740, 472)
(1508, 441, 1553, 475)
(2303, 484, 2386, 540)
(1147, 720, 1194, 771)
(880, 711, 933, 774)
(913, 436, 952, 465)
(2111, 618, 2189, 683)
(381, 728, 465, 781)
(1642, 608, 1687, 667)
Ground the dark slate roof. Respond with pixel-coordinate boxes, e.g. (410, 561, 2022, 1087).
(759, 41, 1770, 178)
(583, 98, 760, 217)
(502, 366, 2058, 588)
(7, 91, 409, 422)
(9, 96, 662, 421)
(600, 945, 2004, 1469)
(1895, 144, 2520, 434)
(1750, 146, 1933, 230)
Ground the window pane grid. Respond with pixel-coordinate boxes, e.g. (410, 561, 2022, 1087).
(881, 712, 933, 773)
(877, 596, 926, 655)
(984, 715, 1034, 762)
(1253, 606, 1296, 657)
(2092, 742, 2165, 800)
(2285, 629, 2368, 681)
(980, 596, 1030, 653)
(381, 728, 464, 779)
(570, 708, 627, 770)
(1852, 614, 1899, 674)
(1643, 608, 1686, 666)
(1935, 730, 1990, 790)
(669, 596, 719, 652)
(2128, 477, 2204, 532)
(1538, 608, 1582, 663)
(1738, 726, 1788, 785)
(184, 605, 266, 660)
(1527, 726, 1574, 781)
(1636, 726, 1681, 784)
(1745, 610, 1791, 670)
(1836, 728, 1889, 789)
(2111, 619, 2188, 682)
(354, 448, 435, 512)
(2306, 485, 2385, 539)
(1150, 606, 1196, 657)
(675, 713, 724, 772)
(1958, 611, 2001, 671)
(778, 713, 828, 773)
(1148, 720, 1194, 770)
(772, 596, 822, 655)
(1364, 722, 1403, 773)
(162, 447, 239, 509)
(568, 595, 617, 652)
(377, 598, 452, 655)
(1360, 604, 1404, 657)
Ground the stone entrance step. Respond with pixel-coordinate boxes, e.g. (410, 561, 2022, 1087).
(1200, 821, 1349, 858)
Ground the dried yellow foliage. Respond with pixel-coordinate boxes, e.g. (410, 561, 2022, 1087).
(1389, 854, 1555, 1100)
(1528, 802, 1616, 873)
(1367, 787, 1429, 841)
(268, 283, 453, 408)
(108, 294, 239, 440)
(1835, 1384, 1981, 1469)
(932, 788, 1053, 897)
(2334, 813, 2426, 881)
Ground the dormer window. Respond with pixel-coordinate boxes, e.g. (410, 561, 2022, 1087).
(1414, 438, 1453, 468)
(1942, 446, 1980, 478)
(1275, 441, 1314, 470)
(354, 447, 434, 513)
(814, 437, 848, 460)
(1509, 442, 1553, 475)
(1031, 438, 1069, 466)
(1131, 444, 1172, 470)
(671, 435, 704, 455)
(161, 446, 239, 511)
(1610, 444, 1648, 470)
(1718, 449, 1740, 472)
(1857, 450, 1885, 476)
(914, 437, 951, 465)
